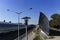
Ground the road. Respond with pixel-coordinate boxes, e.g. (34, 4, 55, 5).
(49, 29, 60, 36)
(0, 26, 34, 40)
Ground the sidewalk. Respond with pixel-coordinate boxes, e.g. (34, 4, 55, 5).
(14, 28, 35, 40)
(21, 31, 35, 40)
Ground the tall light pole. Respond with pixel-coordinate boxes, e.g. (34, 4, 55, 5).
(22, 16, 31, 40)
(7, 8, 32, 40)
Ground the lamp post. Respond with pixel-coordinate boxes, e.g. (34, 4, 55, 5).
(22, 16, 31, 40)
(7, 8, 32, 40)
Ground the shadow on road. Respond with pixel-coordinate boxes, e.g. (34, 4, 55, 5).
(49, 29, 60, 36)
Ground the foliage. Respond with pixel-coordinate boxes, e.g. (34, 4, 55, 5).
(49, 14, 60, 29)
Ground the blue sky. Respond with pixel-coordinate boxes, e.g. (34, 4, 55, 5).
(0, 0, 60, 24)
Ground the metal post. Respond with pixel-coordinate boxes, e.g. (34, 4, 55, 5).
(7, 8, 32, 40)
(18, 14, 20, 40)
(25, 25, 28, 40)
(25, 19, 28, 40)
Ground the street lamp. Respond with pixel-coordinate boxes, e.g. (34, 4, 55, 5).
(7, 8, 32, 40)
(22, 16, 31, 40)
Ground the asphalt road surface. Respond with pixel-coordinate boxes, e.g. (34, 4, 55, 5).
(0, 26, 34, 40)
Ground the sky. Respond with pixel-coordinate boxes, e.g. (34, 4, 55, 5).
(0, 0, 60, 24)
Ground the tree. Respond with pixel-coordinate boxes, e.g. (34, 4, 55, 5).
(49, 14, 60, 29)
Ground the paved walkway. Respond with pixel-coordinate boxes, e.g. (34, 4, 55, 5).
(21, 31, 35, 40)
(15, 28, 35, 40)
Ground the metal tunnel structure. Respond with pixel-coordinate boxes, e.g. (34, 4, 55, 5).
(38, 12, 50, 35)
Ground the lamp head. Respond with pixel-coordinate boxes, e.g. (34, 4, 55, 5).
(29, 8, 32, 10)
(7, 9, 10, 11)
